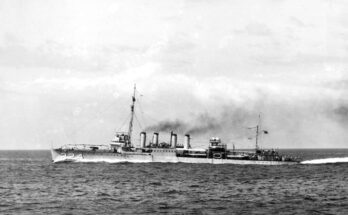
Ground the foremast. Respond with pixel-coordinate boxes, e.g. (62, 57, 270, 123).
(127, 84, 136, 147)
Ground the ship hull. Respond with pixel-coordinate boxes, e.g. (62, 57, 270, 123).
(51, 149, 298, 165)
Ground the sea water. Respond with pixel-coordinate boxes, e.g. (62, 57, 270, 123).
(0, 149, 347, 214)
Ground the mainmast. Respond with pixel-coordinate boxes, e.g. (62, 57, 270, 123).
(255, 113, 261, 150)
(255, 124, 259, 150)
(127, 84, 136, 147)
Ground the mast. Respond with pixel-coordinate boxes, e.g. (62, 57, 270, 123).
(255, 113, 261, 150)
(255, 125, 259, 150)
(127, 84, 136, 147)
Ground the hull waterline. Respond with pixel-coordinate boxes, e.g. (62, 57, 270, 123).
(51, 149, 299, 165)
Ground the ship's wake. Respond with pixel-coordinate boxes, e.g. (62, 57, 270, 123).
(301, 157, 348, 164)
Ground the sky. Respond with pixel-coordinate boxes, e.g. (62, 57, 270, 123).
(0, 0, 348, 149)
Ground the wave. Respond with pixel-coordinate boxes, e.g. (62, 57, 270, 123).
(301, 157, 348, 164)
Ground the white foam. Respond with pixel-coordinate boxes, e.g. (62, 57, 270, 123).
(301, 157, 348, 164)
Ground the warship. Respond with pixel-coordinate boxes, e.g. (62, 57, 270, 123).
(51, 86, 300, 165)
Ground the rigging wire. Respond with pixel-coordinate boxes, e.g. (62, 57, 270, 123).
(135, 94, 147, 123)
(134, 90, 161, 129)
(134, 113, 143, 131)
(116, 113, 131, 132)
(63, 95, 124, 138)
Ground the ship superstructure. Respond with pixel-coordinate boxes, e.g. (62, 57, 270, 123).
(51, 86, 300, 165)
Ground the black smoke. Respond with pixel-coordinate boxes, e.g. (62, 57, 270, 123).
(333, 104, 348, 124)
(144, 106, 258, 136)
(145, 119, 188, 134)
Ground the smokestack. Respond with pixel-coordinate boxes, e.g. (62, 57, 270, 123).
(140, 132, 146, 148)
(171, 133, 177, 148)
(184, 134, 190, 149)
(152, 132, 159, 146)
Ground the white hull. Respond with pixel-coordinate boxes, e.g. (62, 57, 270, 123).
(51, 149, 297, 165)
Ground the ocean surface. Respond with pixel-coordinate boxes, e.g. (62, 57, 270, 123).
(1, 149, 348, 215)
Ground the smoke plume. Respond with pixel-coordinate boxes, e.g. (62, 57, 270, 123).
(144, 106, 257, 138)
(333, 105, 348, 124)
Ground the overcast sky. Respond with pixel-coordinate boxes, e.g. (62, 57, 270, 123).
(1, 0, 348, 149)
